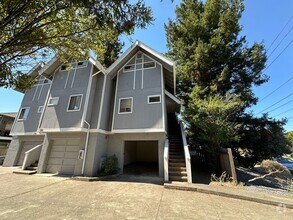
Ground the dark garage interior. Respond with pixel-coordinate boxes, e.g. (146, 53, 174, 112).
(123, 141, 158, 176)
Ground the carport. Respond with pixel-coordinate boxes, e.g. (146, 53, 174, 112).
(123, 141, 158, 176)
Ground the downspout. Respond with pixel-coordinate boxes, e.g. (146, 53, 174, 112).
(81, 70, 101, 175)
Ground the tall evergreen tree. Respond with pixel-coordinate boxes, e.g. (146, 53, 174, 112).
(165, 0, 289, 169)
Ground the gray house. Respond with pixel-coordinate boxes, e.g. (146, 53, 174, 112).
(3, 41, 192, 182)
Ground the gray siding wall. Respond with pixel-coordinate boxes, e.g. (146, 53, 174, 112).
(40, 63, 92, 129)
(12, 77, 51, 134)
(99, 76, 114, 131)
(113, 61, 164, 130)
(86, 72, 104, 129)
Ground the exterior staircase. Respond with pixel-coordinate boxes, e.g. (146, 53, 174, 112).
(168, 113, 188, 182)
(13, 160, 38, 175)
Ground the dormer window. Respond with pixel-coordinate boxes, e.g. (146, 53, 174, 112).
(123, 53, 156, 72)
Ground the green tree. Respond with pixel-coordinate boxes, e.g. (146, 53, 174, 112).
(0, 0, 152, 88)
(165, 0, 288, 169)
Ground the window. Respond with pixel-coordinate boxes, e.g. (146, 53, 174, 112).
(48, 97, 59, 106)
(76, 61, 88, 68)
(119, 98, 133, 114)
(18, 108, 30, 120)
(60, 64, 69, 71)
(148, 95, 161, 104)
(143, 61, 155, 69)
(37, 106, 44, 113)
(67, 94, 83, 111)
(124, 65, 135, 72)
(43, 79, 49, 84)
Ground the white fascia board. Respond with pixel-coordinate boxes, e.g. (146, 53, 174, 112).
(38, 56, 59, 76)
(138, 41, 174, 67)
(112, 128, 165, 133)
(88, 57, 106, 74)
(165, 90, 181, 105)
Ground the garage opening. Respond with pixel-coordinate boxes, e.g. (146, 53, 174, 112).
(124, 141, 158, 176)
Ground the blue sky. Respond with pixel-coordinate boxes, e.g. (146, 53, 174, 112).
(0, 0, 292, 131)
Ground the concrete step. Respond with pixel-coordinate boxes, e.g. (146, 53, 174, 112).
(13, 170, 37, 175)
(31, 163, 38, 167)
(26, 166, 38, 170)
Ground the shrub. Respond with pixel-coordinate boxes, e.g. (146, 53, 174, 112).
(97, 155, 120, 177)
(260, 160, 290, 174)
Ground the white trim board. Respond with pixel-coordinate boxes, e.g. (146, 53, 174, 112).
(165, 90, 181, 104)
(112, 128, 165, 133)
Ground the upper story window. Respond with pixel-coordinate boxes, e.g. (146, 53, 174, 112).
(76, 61, 88, 68)
(48, 97, 59, 106)
(123, 53, 156, 72)
(118, 97, 133, 114)
(148, 95, 161, 104)
(60, 61, 88, 71)
(67, 94, 83, 111)
(143, 61, 155, 69)
(18, 107, 30, 120)
(124, 65, 135, 72)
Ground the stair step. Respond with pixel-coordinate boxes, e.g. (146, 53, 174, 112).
(169, 162, 186, 167)
(169, 175, 188, 182)
(169, 166, 186, 171)
(26, 166, 38, 170)
(169, 171, 187, 176)
(31, 163, 38, 167)
(169, 155, 184, 159)
(13, 170, 37, 175)
(169, 158, 185, 162)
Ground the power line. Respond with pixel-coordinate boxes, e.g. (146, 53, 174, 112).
(268, 99, 293, 114)
(259, 76, 293, 102)
(263, 39, 293, 72)
(273, 108, 293, 118)
(267, 25, 293, 59)
(267, 15, 293, 52)
(256, 92, 293, 115)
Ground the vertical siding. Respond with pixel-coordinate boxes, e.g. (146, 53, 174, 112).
(40, 63, 92, 129)
(113, 57, 164, 130)
(12, 76, 51, 134)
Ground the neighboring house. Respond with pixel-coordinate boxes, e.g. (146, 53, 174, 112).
(0, 112, 17, 164)
(3, 41, 192, 182)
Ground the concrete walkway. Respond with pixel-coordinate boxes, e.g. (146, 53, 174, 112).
(0, 167, 292, 219)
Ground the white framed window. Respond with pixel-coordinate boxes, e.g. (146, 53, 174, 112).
(18, 107, 30, 120)
(67, 94, 83, 111)
(48, 97, 59, 106)
(60, 64, 70, 71)
(143, 61, 156, 69)
(76, 61, 88, 69)
(123, 64, 135, 72)
(118, 97, 133, 114)
(148, 95, 161, 104)
(37, 106, 44, 113)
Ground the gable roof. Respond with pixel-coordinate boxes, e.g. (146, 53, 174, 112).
(38, 56, 106, 79)
(107, 40, 176, 94)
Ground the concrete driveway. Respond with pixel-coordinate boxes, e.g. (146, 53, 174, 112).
(0, 167, 292, 219)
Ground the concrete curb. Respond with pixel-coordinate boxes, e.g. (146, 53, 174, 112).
(164, 183, 293, 209)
